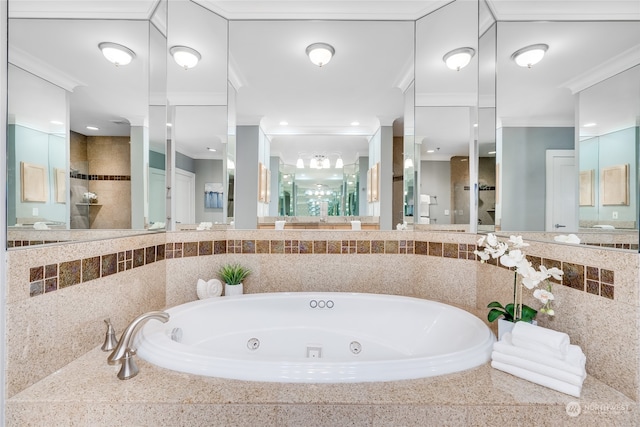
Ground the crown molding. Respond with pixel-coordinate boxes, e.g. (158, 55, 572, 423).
(9, 46, 85, 92)
(561, 45, 640, 94)
(9, 0, 158, 19)
(486, 0, 640, 21)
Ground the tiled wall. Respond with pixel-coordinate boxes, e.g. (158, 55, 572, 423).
(6, 230, 640, 403)
(5, 233, 167, 397)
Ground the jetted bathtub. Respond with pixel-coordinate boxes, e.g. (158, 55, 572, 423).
(135, 292, 495, 383)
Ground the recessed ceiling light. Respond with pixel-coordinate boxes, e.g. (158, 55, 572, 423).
(50, 120, 63, 125)
(427, 149, 435, 153)
(98, 42, 135, 66)
(166, 123, 172, 127)
(488, 151, 496, 155)
(351, 121, 360, 126)
(584, 122, 597, 127)
(86, 126, 99, 131)
(279, 121, 288, 126)
(207, 147, 216, 152)
(473, 123, 478, 127)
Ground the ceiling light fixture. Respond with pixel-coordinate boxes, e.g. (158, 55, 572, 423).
(207, 147, 216, 152)
(170, 45, 201, 69)
(511, 44, 549, 68)
(584, 122, 597, 127)
(296, 157, 305, 168)
(98, 42, 135, 66)
(404, 158, 414, 169)
(335, 158, 344, 169)
(350, 121, 360, 126)
(443, 47, 475, 71)
(306, 42, 335, 67)
(279, 121, 288, 126)
(86, 126, 99, 131)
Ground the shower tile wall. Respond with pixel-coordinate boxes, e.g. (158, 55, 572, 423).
(5, 230, 640, 403)
(69, 132, 131, 229)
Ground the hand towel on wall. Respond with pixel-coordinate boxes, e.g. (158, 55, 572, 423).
(351, 220, 362, 230)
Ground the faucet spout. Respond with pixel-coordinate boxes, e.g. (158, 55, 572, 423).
(107, 310, 169, 366)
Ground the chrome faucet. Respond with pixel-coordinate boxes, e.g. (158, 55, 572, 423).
(107, 310, 170, 380)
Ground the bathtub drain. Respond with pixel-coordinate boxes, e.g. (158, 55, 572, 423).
(247, 338, 260, 350)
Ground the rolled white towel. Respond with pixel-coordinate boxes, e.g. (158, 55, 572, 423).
(491, 360, 582, 397)
(511, 321, 570, 359)
(275, 220, 286, 230)
(351, 220, 361, 230)
(491, 351, 586, 386)
(494, 333, 586, 377)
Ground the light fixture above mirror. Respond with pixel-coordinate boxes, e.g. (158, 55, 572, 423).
(170, 45, 201, 69)
(511, 43, 548, 68)
(98, 42, 135, 66)
(306, 42, 335, 67)
(443, 47, 475, 71)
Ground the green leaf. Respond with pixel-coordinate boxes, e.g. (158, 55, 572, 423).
(487, 301, 505, 309)
(519, 305, 538, 323)
(487, 308, 506, 323)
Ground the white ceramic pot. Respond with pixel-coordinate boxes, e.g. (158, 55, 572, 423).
(497, 318, 515, 340)
(225, 283, 243, 296)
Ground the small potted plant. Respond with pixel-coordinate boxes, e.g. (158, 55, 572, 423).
(218, 263, 251, 296)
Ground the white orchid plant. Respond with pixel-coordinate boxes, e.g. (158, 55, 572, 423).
(474, 233, 564, 323)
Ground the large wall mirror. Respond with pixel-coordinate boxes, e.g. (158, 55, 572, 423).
(228, 19, 414, 228)
(413, 0, 479, 230)
(494, 19, 640, 251)
(5, 0, 639, 250)
(7, 0, 169, 247)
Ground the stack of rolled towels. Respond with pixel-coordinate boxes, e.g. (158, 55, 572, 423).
(491, 321, 586, 397)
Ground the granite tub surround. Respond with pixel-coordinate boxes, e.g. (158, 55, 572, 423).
(6, 347, 636, 426)
(5, 233, 168, 397)
(476, 239, 640, 402)
(6, 229, 640, 407)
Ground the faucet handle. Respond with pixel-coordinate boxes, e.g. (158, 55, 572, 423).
(101, 318, 119, 352)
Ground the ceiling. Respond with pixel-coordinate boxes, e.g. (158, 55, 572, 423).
(7, 0, 640, 166)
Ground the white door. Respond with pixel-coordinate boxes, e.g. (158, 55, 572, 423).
(148, 167, 166, 225)
(545, 150, 576, 232)
(175, 168, 195, 225)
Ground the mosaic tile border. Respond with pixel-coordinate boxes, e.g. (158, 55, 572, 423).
(70, 172, 131, 181)
(488, 253, 615, 300)
(26, 238, 615, 301)
(8, 240, 69, 248)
